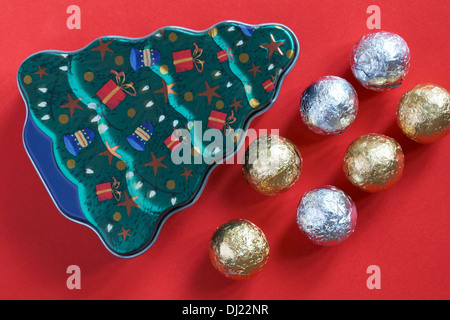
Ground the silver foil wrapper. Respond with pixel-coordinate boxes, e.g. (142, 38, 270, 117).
(351, 31, 410, 91)
(300, 76, 358, 135)
(296, 186, 357, 246)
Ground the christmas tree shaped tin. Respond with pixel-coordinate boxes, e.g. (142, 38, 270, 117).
(18, 21, 299, 258)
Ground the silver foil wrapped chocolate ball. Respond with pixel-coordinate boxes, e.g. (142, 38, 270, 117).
(300, 76, 358, 135)
(351, 31, 410, 91)
(296, 185, 357, 246)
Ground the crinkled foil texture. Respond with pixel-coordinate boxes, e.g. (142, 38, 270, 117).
(243, 135, 302, 195)
(397, 84, 450, 143)
(343, 133, 404, 192)
(296, 186, 357, 246)
(300, 76, 358, 135)
(351, 31, 410, 91)
(209, 219, 270, 280)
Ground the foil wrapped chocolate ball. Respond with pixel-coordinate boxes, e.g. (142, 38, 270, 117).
(242, 134, 302, 196)
(343, 133, 404, 192)
(296, 185, 357, 246)
(300, 76, 359, 135)
(397, 84, 450, 143)
(351, 31, 410, 91)
(209, 219, 270, 280)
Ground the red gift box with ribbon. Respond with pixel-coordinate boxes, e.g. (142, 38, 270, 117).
(172, 42, 204, 73)
(164, 129, 186, 151)
(217, 50, 228, 63)
(262, 78, 275, 92)
(216, 47, 233, 63)
(96, 177, 121, 202)
(96, 70, 137, 110)
(207, 110, 236, 135)
(207, 110, 227, 130)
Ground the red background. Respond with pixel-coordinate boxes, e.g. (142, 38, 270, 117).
(1, 0, 449, 300)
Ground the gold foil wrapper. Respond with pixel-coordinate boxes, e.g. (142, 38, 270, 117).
(397, 84, 450, 143)
(242, 135, 302, 196)
(209, 219, 270, 280)
(343, 133, 404, 192)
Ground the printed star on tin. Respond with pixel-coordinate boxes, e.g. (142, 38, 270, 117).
(153, 78, 177, 103)
(105, 140, 122, 158)
(259, 34, 285, 60)
(97, 148, 114, 165)
(118, 226, 132, 241)
(197, 81, 221, 106)
(143, 152, 167, 176)
(97, 141, 121, 165)
(180, 167, 194, 181)
(34, 66, 48, 80)
(59, 93, 83, 118)
(229, 98, 243, 112)
(90, 39, 114, 61)
(116, 192, 140, 216)
(248, 63, 262, 78)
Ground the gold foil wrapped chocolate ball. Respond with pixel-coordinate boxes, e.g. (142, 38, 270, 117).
(242, 135, 302, 196)
(397, 84, 450, 143)
(209, 219, 270, 280)
(343, 133, 405, 192)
